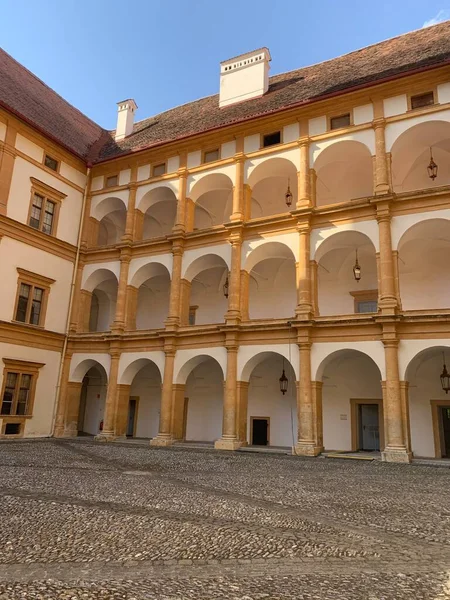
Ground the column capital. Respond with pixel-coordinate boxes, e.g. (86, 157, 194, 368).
(297, 136, 310, 147)
(228, 229, 243, 246)
(119, 247, 132, 262)
(372, 117, 386, 130)
(177, 166, 188, 178)
(296, 219, 311, 234)
(128, 181, 138, 191)
(171, 240, 185, 255)
(233, 151, 246, 163)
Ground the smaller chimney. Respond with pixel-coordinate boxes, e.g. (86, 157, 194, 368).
(115, 99, 137, 141)
(219, 48, 271, 108)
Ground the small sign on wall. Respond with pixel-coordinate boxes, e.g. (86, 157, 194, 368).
(340, 414, 348, 420)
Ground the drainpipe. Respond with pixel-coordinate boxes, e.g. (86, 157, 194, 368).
(50, 165, 91, 436)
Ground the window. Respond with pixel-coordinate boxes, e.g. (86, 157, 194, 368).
(152, 163, 166, 177)
(188, 305, 198, 326)
(44, 154, 59, 172)
(0, 359, 44, 421)
(4, 423, 21, 435)
(330, 113, 351, 130)
(203, 148, 220, 163)
(262, 131, 281, 147)
(411, 91, 434, 110)
(105, 175, 118, 188)
(14, 268, 55, 327)
(28, 178, 65, 236)
(350, 290, 378, 314)
(356, 300, 378, 314)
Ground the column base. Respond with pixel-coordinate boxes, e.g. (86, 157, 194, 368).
(381, 448, 412, 463)
(150, 435, 175, 447)
(54, 423, 78, 438)
(214, 438, 244, 451)
(94, 432, 116, 442)
(293, 443, 323, 457)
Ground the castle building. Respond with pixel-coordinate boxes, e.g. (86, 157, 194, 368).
(1, 23, 450, 461)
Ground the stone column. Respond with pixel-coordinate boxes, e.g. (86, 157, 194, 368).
(151, 343, 176, 446)
(297, 138, 311, 208)
(310, 260, 319, 316)
(69, 261, 85, 333)
(240, 270, 250, 321)
(392, 251, 402, 310)
(96, 348, 120, 441)
(88, 217, 100, 247)
(231, 152, 245, 221)
(174, 167, 188, 233)
(373, 118, 390, 195)
(381, 337, 411, 463)
(114, 384, 131, 438)
(78, 290, 92, 332)
(166, 240, 184, 328)
(125, 285, 138, 330)
(215, 336, 242, 450)
(294, 333, 323, 456)
(377, 203, 398, 314)
(400, 381, 412, 454)
(185, 199, 195, 232)
(122, 178, 137, 242)
(64, 381, 83, 437)
(179, 279, 191, 326)
(310, 169, 317, 207)
(225, 230, 242, 325)
(236, 381, 249, 444)
(243, 184, 252, 221)
(111, 248, 132, 334)
(0, 123, 17, 216)
(53, 351, 73, 437)
(296, 221, 313, 319)
(171, 384, 186, 440)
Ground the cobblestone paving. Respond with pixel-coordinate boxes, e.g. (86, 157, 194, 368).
(0, 440, 448, 598)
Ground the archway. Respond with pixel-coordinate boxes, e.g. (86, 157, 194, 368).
(83, 269, 118, 332)
(183, 254, 229, 325)
(244, 241, 296, 320)
(130, 263, 171, 330)
(315, 231, 377, 316)
(317, 349, 383, 452)
(405, 345, 450, 458)
(242, 351, 297, 447)
(314, 140, 373, 206)
(247, 157, 298, 219)
(397, 219, 450, 310)
(190, 173, 233, 230)
(94, 197, 127, 246)
(138, 186, 177, 240)
(390, 120, 450, 193)
(77, 363, 108, 436)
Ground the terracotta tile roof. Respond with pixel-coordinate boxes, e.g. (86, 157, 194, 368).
(1, 21, 449, 165)
(0, 48, 105, 160)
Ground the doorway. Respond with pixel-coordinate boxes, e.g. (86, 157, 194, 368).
(441, 407, 450, 458)
(358, 404, 380, 451)
(251, 417, 269, 446)
(126, 397, 139, 438)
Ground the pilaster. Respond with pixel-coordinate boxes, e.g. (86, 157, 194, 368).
(372, 115, 391, 195)
(151, 340, 177, 446)
(295, 218, 314, 320)
(53, 351, 74, 437)
(122, 170, 138, 242)
(376, 201, 398, 315)
(111, 246, 132, 334)
(165, 238, 185, 330)
(95, 345, 121, 441)
(0, 123, 17, 216)
(297, 137, 311, 208)
(173, 165, 188, 233)
(225, 226, 243, 326)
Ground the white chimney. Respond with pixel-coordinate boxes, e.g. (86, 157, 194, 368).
(115, 99, 138, 141)
(219, 48, 271, 108)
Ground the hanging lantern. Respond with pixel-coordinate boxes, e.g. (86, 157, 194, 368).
(223, 274, 229, 299)
(279, 359, 288, 395)
(285, 179, 293, 208)
(353, 249, 361, 282)
(440, 354, 450, 394)
(427, 147, 438, 180)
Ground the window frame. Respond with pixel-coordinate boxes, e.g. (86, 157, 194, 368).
(188, 305, 199, 326)
(105, 174, 119, 188)
(43, 153, 60, 173)
(329, 112, 352, 131)
(409, 90, 435, 111)
(28, 177, 65, 236)
(349, 289, 378, 314)
(152, 162, 167, 178)
(202, 148, 220, 164)
(13, 268, 55, 328)
(261, 130, 282, 149)
(0, 358, 45, 430)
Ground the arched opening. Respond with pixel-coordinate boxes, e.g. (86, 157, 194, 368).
(181, 356, 224, 443)
(123, 359, 163, 439)
(317, 349, 383, 452)
(139, 187, 177, 240)
(190, 174, 233, 230)
(314, 141, 373, 206)
(315, 231, 377, 316)
(184, 254, 229, 325)
(77, 363, 108, 436)
(244, 242, 296, 320)
(85, 269, 118, 332)
(243, 352, 297, 447)
(131, 263, 171, 330)
(405, 345, 450, 458)
(248, 158, 298, 219)
(95, 197, 127, 246)
(398, 219, 450, 311)
(391, 120, 450, 193)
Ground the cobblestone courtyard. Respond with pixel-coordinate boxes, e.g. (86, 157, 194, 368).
(0, 441, 449, 599)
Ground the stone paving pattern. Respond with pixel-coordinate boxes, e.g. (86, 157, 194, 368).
(0, 440, 449, 598)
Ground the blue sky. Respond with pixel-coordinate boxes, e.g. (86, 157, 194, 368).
(1, 1, 449, 129)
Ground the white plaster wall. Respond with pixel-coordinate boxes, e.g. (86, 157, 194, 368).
(190, 267, 228, 325)
(69, 354, 111, 383)
(311, 221, 380, 259)
(91, 176, 104, 191)
(7, 157, 83, 245)
(136, 180, 178, 209)
(321, 352, 382, 451)
(311, 129, 375, 165)
(174, 348, 227, 385)
(221, 140, 236, 159)
(182, 244, 231, 279)
(391, 210, 450, 249)
(59, 163, 86, 188)
(130, 362, 161, 438)
(128, 255, 172, 286)
(353, 104, 374, 125)
(385, 108, 450, 151)
(187, 151, 201, 169)
(0, 342, 62, 437)
(312, 342, 385, 380)
(136, 277, 170, 329)
(247, 357, 297, 447)
(0, 121, 7, 142)
(90, 190, 129, 219)
(248, 258, 296, 320)
(243, 233, 299, 268)
(246, 148, 300, 182)
(309, 116, 327, 136)
(0, 237, 73, 333)
(398, 339, 450, 380)
(118, 352, 165, 385)
(283, 123, 300, 143)
(81, 262, 120, 291)
(384, 95, 408, 118)
(244, 135, 260, 154)
(185, 359, 223, 442)
(15, 134, 43, 162)
(119, 169, 131, 186)
(238, 345, 300, 382)
(137, 165, 150, 181)
(438, 82, 450, 104)
(187, 165, 235, 197)
(167, 156, 180, 173)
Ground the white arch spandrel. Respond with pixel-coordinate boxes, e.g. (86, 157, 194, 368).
(182, 244, 231, 280)
(245, 149, 300, 184)
(69, 354, 111, 383)
(238, 344, 300, 382)
(310, 129, 375, 166)
(128, 254, 173, 287)
(118, 351, 165, 385)
(174, 347, 227, 385)
(391, 209, 450, 250)
(312, 341, 385, 381)
(136, 180, 179, 209)
(81, 262, 120, 291)
(311, 221, 379, 260)
(386, 109, 450, 152)
(187, 165, 235, 198)
(242, 233, 299, 269)
(90, 190, 129, 220)
(399, 339, 450, 381)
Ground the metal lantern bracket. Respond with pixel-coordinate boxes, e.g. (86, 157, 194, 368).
(441, 353, 450, 394)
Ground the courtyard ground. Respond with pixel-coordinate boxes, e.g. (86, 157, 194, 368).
(0, 440, 449, 599)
